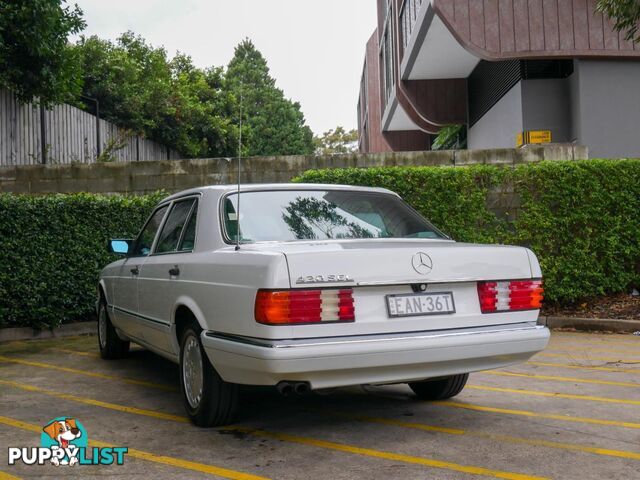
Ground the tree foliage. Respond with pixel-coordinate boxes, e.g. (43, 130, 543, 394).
(597, 0, 640, 43)
(71, 36, 313, 158)
(0, 0, 85, 105)
(225, 39, 314, 157)
(313, 126, 358, 155)
(1, 5, 314, 159)
(72, 33, 237, 158)
(432, 125, 467, 151)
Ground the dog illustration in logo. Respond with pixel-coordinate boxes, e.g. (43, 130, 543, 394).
(43, 418, 82, 466)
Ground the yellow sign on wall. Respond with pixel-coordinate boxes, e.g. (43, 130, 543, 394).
(516, 130, 552, 147)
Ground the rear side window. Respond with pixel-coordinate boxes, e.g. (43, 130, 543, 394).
(131, 205, 169, 256)
(178, 202, 198, 251)
(155, 199, 196, 253)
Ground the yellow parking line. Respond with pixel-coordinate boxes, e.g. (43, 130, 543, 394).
(51, 347, 100, 358)
(527, 360, 640, 374)
(467, 384, 640, 406)
(343, 413, 640, 461)
(0, 355, 176, 392)
(536, 351, 640, 364)
(0, 415, 267, 480)
(545, 345, 640, 355)
(481, 370, 640, 388)
(550, 337, 640, 347)
(0, 380, 188, 423)
(0, 380, 546, 480)
(230, 427, 548, 480)
(435, 401, 640, 429)
(0, 471, 21, 480)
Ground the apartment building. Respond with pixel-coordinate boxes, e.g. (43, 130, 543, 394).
(357, 0, 640, 157)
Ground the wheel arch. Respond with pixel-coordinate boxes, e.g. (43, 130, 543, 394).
(97, 279, 109, 312)
(172, 297, 208, 354)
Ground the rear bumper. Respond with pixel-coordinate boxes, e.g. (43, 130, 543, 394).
(201, 322, 550, 389)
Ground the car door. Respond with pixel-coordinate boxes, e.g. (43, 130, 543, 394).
(136, 197, 198, 354)
(111, 204, 169, 341)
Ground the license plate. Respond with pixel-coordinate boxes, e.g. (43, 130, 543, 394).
(386, 292, 455, 318)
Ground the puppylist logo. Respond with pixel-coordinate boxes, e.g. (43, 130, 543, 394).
(8, 417, 127, 467)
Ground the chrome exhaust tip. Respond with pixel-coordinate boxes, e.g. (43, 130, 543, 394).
(293, 382, 310, 395)
(276, 381, 294, 396)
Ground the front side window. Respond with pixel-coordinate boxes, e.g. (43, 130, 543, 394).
(131, 205, 168, 256)
(155, 199, 196, 253)
(223, 190, 444, 244)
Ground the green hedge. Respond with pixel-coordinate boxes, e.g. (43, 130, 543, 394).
(1, 159, 638, 330)
(295, 159, 640, 304)
(0, 193, 164, 329)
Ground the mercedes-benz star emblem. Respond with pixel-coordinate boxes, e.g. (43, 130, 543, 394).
(411, 252, 433, 275)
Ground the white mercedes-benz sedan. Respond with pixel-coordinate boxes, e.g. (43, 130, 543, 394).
(97, 184, 549, 426)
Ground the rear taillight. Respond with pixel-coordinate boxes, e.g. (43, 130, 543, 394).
(255, 289, 355, 325)
(477, 280, 543, 313)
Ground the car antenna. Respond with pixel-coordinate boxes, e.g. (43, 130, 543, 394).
(235, 86, 243, 251)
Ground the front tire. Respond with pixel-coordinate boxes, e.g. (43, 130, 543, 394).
(179, 324, 238, 427)
(408, 374, 469, 400)
(97, 299, 130, 359)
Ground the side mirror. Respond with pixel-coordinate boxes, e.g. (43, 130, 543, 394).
(108, 239, 132, 255)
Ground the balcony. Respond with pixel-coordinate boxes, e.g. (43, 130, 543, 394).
(400, 1, 479, 81)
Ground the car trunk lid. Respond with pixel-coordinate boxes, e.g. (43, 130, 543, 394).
(241, 239, 539, 337)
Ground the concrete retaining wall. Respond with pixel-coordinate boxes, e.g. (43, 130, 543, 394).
(0, 144, 587, 195)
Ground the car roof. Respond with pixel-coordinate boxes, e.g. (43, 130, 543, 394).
(160, 183, 399, 203)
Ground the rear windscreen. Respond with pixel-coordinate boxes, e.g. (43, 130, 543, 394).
(223, 190, 444, 243)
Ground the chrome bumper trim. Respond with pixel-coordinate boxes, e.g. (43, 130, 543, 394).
(205, 322, 544, 350)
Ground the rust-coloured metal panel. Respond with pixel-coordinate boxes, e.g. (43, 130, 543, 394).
(543, 0, 560, 51)
(572, 0, 590, 50)
(432, 0, 640, 58)
(587, 0, 604, 49)
(498, 0, 516, 53)
(361, 30, 393, 153)
(528, 0, 545, 51)
(619, 31, 635, 51)
(602, 14, 619, 50)
(484, 0, 501, 52)
(557, 0, 575, 50)
(513, 0, 531, 52)
(404, 79, 467, 125)
(454, 0, 471, 39)
(469, 1, 486, 47)
(383, 130, 431, 151)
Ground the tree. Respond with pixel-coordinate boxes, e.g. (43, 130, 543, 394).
(0, 0, 85, 105)
(313, 126, 358, 155)
(73, 32, 237, 158)
(225, 39, 314, 157)
(432, 125, 467, 151)
(597, 0, 640, 44)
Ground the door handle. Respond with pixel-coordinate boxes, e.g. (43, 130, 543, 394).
(169, 266, 180, 277)
(130, 266, 139, 275)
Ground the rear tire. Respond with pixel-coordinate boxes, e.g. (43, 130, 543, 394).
(97, 298, 130, 359)
(179, 324, 238, 427)
(408, 374, 469, 400)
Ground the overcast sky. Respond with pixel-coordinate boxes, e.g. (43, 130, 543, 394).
(71, 0, 377, 136)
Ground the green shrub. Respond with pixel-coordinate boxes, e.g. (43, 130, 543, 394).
(295, 159, 640, 304)
(0, 193, 164, 329)
(1, 159, 638, 330)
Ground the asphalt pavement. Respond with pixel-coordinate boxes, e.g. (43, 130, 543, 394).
(0, 330, 639, 479)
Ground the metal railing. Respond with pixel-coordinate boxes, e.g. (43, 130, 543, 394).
(400, 0, 423, 49)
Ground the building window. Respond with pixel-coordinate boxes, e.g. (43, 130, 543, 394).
(400, 0, 423, 49)
(381, 25, 394, 103)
